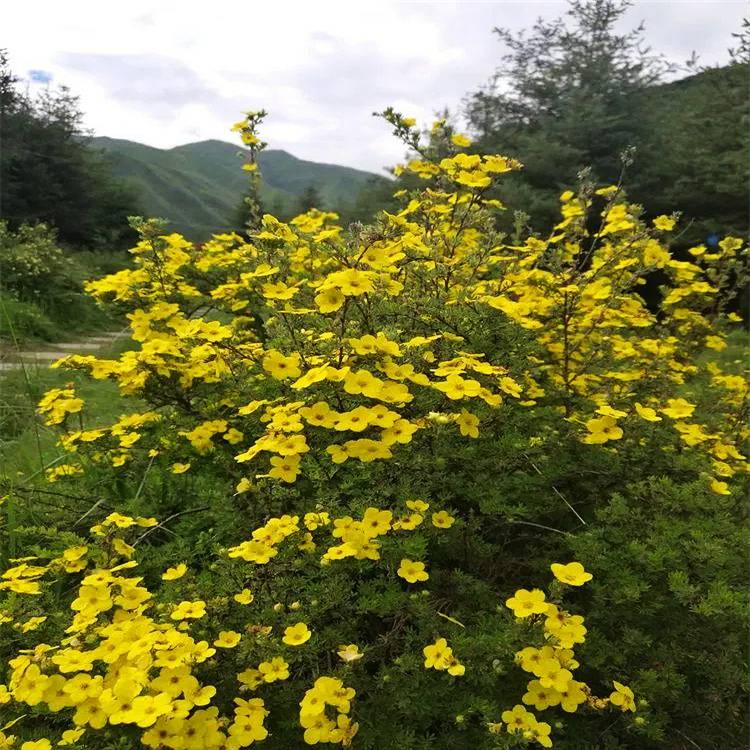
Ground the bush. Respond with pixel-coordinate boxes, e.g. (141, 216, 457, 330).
(0, 112, 747, 750)
(0, 222, 82, 301)
(0, 222, 117, 341)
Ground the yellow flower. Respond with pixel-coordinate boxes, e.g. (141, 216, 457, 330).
(596, 404, 627, 419)
(227, 540, 278, 564)
(454, 169, 491, 188)
(237, 667, 264, 689)
(609, 681, 636, 712)
(258, 656, 290, 682)
(661, 398, 696, 419)
(171, 462, 191, 474)
(170, 600, 206, 620)
(161, 562, 187, 581)
(634, 402, 661, 422)
(523, 680, 561, 711)
(423, 637, 451, 669)
(445, 654, 465, 677)
(337, 644, 364, 663)
(406, 499, 429, 512)
(234, 588, 254, 604)
(582, 415, 623, 444)
(559, 680, 587, 712)
(214, 630, 242, 648)
(62, 545, 88, 562)
(550, 562, 593, 586)
(19, 615, 48, 633)
(434, 374, 482, 400)
(397, 559, 429, 583)
(21, 741, 52, 750)
(455, 409, 479, 437)
(262, 349, 302, 380)
(51, 647, 94, 673)
(283, 622, 312, 646)
(506, 588, 547, 618)
(431, 510, 456, 528)
(361, 507, 392, 536)
(329, 268, 374, 296)
(381, 418, 419, 445)
(315, 287, 345, 313)
(653, 215, 676, 231)
(537, 661, 573, 692)
(501, 704, 535, 733)
(300, 401, 338, 428)
(710, 478, 731, 495)
(451, 133, 472, 148)
(263, 281, 299, 300)
(58, 728, 85, 746)
(130, 692, 172, 727)
(268, 454, 301, 483)
(705, 334, 727, 351)
(236, 477, 253, 493)
(527, 720, 553, 748)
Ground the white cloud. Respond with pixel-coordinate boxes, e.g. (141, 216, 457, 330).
(4, 0, 746, 172)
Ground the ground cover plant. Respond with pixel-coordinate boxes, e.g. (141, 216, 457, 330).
(0, 111, 747, 750)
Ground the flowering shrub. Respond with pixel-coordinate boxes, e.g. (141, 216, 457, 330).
(0, 222, 82, 303)
(1, 111, 747, 749)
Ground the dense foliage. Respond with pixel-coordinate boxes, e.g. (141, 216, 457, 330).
(464, 0, 749, 244)
(0, 51, 138, 249)
(0, 110, 747, 750)
(0, 222, 116, 343)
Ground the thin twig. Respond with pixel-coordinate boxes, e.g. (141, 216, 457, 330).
(507, 520, 571, 536)
(675, 730, 703, 750)
(133, 455, 155, 504)
(74, 498, 107, 527)
(133, 506, 210, 546)
(523, 453, 586, 526)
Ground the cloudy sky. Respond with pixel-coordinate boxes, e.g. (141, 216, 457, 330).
(5, 1, 747, 173)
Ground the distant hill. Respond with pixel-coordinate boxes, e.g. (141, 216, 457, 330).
(90, 137, 387, 240)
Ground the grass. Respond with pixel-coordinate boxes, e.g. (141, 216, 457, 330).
(0, 338, 136, 480)
(0, 337, 139, 566)
(0, 282, 121, 346)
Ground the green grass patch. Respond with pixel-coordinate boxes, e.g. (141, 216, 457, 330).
(1, 338, 137, 478)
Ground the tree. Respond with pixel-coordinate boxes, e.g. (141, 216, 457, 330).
(634, 62, 749, 245)
(0, 50, 139, 249)
(297, 182, 322, 213)
(465, 0, 674, 231)
(633, 21, 750, 246)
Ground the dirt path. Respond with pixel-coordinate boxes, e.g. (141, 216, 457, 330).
(0, 330, 128, 373)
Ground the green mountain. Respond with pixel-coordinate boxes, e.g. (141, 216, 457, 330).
(90, 137, 387, 240)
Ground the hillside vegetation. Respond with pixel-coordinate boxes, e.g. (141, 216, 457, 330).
(92, 137, 388, 239)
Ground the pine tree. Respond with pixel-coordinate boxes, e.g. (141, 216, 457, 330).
(465, 0, 674, 230)
(0, 50, 138, 248)
(298, 183, 322, 213)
